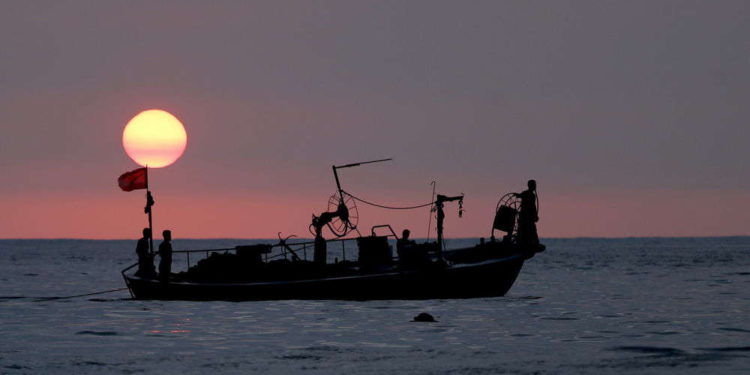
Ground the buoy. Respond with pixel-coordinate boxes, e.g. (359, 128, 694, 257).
(412, 312, 437, 322)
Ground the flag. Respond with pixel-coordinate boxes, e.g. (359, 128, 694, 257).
(118, 168, 147, 192)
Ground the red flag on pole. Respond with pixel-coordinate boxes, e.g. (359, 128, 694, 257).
(118, 168, 148, 192)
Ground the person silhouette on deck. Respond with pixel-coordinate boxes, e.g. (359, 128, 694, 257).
(158, 230, 173, 283)
(397, 229, 416, 254)
(135, 228, 155, 278)
(397, 228, 430, 267)
(514, 180, 539, 249)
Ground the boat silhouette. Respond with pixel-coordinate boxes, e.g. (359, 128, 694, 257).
(122, 160, 544, 300)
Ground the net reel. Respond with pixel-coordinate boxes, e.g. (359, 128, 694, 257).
(492, 193, 520, 241)
(326, 192, 359, 237)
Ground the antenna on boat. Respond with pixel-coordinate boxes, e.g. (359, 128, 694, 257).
(426, 181, 436, 241)
(332, 158, 393, 200)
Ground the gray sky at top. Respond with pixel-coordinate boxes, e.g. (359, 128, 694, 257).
(1, 1, 748, 201)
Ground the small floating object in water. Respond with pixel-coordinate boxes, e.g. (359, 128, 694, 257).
(412, 312, 436, 322)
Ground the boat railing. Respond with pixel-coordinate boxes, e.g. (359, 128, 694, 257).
(122, 225, 402, 276)
(169, 237, 369, 272)
(370, 224, 398, 238)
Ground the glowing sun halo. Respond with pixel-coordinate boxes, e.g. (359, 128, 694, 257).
(123, 109, 187, 168)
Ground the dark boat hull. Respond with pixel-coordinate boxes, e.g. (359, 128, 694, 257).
(124, 254, 528, 301)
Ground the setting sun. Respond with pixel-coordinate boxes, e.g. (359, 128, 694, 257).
(122, 109, 187, 168)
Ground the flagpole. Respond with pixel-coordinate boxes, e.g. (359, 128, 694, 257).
(146, 166, 154, 255)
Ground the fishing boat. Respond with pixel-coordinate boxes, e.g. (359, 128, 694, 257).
(121, 160, 544, 300)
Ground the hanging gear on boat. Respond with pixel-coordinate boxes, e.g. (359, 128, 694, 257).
(277, 232, 301, 262)
(341, 185, 464, 259)
(434, 194, 464, 257)
(309, 195, 356, 236)
(492, 193, 521, 242)
(120, 161, 546, 301)
(310, 201, 352, 265)
(324, 192, 359, 237)
(310, 159, 391, 264)
(144, 190, 154, 214)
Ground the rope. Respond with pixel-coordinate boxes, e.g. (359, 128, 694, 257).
(343, 190, 434, 210)
(30, 287, 130, 301)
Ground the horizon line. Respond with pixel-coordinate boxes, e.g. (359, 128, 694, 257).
(2, 235, 749, 241)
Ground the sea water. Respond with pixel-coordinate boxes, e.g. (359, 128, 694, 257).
(1, 237, 748, 374)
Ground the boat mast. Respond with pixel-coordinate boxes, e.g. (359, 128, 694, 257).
(145, 166, 154, 255)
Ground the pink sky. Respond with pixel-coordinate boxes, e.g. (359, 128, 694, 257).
(1, 1, 748, 238)
(2, 184, 748, 239)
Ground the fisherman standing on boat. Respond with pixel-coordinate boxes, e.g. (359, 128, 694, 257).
(397, 229, 416, 254)
(397, 229, 432, 267)
(514, 180, 539, 249)
(135, 228, 155, 278)
(158, 230, 173, 282)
